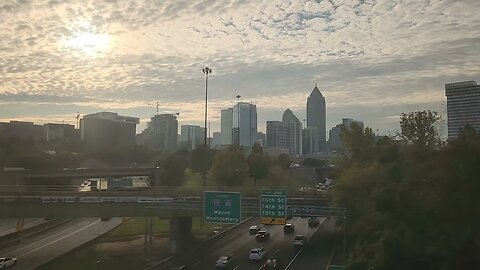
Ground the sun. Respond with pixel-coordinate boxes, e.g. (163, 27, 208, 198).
(63, 31, 111, 57)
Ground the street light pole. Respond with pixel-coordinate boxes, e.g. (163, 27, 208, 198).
(236, 94, 241, 147)
(202, 67, 212, 147)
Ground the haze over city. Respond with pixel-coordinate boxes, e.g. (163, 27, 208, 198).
(1, 0, 479, 134)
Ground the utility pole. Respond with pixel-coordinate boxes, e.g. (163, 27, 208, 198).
(236, 94, 241, 147)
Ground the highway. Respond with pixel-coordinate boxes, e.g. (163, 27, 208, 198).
(0, 218, 122, 270)
(0, 218, 46, 237)
(161, 217, 337, 270)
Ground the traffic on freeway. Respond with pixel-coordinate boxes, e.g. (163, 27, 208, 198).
(159, 216, 335, 270)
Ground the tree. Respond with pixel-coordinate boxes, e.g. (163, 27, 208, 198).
(274, 153, 292, 170)
(157, 151, 188, 186)
(210, 146, 247, 186)
(247, 152, 268, 185)
(398, 110, 442, 149)
(190, 145, 216, 186)
(251, 142, 264, 154)
(340, 123, 376, 164)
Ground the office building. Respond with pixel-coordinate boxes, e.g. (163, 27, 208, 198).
(141, 114, 178, 152)
(80, 112, 139, 151)
(445, 81, 480, 140)
(221, 102, 257, 148)
(306, 84, 326, 153)
(0, 121, 44, 141)
(211, 132, 221, 147)
(178, 125, 205, 150)
(282, 108, 302, 155)
(266, 121, 288, 149)
(44, 123, 79, 142)
(220, 108, 233, 145)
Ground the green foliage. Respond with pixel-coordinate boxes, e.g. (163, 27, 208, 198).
(190, 145, 215, 174)
(251, 142, 264, 154)
(398, 110, 441, 149)
(247, 152, 269, 185)
(210, 146, 247, 186)
(334, 110, 480, 270)
(340, 123, 376, 164)
(274, 153, 292, 170)
(157, 151, 188, 186)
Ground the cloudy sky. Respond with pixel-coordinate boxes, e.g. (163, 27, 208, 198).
(1, 0, 479, 136)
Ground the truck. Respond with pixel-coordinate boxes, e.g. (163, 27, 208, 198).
(79, 176, 149, 191)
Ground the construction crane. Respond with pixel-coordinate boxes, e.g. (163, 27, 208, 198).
(148, 101, 160, 116)
(75, 112, 80, 129)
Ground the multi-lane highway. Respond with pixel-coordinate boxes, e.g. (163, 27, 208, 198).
(0, 218, 122, 270)
(160, 217, 338, 270)
(0, 218, 46, 237)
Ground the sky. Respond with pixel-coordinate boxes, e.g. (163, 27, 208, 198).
(1, 0, 479, 136)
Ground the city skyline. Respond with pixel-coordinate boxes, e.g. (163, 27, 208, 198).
(1, 0, 479, 136)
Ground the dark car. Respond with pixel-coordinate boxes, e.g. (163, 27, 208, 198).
(308, 217, 320, 227)
(283, 223, 295, 233)
(263, 258, 279, 269)
(255, 230, 271, 241)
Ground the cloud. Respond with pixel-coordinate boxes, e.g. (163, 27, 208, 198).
(0, 0, 479, 135)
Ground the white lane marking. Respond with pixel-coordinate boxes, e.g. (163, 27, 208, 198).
(275, 248, 280, 254)
(258, 265, 265, 270)
(233, 266, 239, 270)
(21, 219, 101, 257)
(285, 248, 303, 270)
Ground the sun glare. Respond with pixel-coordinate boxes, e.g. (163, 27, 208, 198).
(63, 32, 111, 57)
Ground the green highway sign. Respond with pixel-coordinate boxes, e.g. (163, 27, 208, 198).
(204, 191, 241, 224)
(260, 190, 286, 225)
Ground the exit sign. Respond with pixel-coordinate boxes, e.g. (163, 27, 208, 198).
(260, 190, 286, 225)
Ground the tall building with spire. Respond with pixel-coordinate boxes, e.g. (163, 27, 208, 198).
(306, 84, 326, 153)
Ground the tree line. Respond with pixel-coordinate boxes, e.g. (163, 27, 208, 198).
(333, 110, 480, 270)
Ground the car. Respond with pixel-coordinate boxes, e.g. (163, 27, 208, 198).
(249, 225, 261, 235)
(263, 258, 279, 269)
(249, 247, 267, 260)
(0, 257, 17, 268)
(283, 223, 295, 233)
(215, 256, 232, 268)
(293, 235, 307, 247)
(255, 230, 271, 241)
(308, 217, 320, 227)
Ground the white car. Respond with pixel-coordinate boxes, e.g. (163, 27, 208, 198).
(249, 247, 267, 260)
(215, 256, 232, 268)
(293, 235, 307, 247)
(0, 257, 17, 268)
(249, 225, 261, 235)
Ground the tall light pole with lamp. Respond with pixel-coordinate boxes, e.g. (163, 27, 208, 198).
(202, 67, 212, 147)
(236, 94, 241, 147)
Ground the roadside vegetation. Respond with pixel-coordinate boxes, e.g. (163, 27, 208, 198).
(333, 111, 480, 270)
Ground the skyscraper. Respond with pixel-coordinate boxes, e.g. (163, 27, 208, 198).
(445, 81, 480, 140)
(220, 108, 233, 145)
(328, 118, 364, 151)
(306, 84, 326, 152)
(266, 121, 288, 149)
(233, 102, 257, 147)
(282, 108, 302, 155)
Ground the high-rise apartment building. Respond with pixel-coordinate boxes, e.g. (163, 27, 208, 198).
(445, 81, 480, 140)
(306, 85, 326, 153)
(80, 112, 139, 151)
(178, 125, 205, 150)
